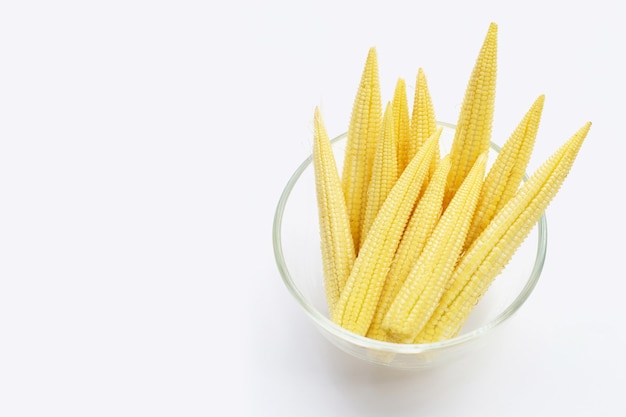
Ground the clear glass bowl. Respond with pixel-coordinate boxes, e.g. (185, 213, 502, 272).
(273, 122, 547, 369)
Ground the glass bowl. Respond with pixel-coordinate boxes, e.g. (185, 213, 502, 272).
(273, 122, 547, 369)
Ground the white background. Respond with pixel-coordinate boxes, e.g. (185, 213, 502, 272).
(1, 1, 624, 416)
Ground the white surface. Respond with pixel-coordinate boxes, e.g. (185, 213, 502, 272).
(0, 1, 623, 416)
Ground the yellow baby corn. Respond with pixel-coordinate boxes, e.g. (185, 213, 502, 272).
(361, 103, 399, 247)
(445, 22, 497, 207)
(409, 68, 439, 175)
(366, 150, 448, 341)
(382, 153, 487, 343)
(307, 23, 591, 347)
(465, 95, 545, 249)
(331, 132, 439, 336)
(312, 107, 356, 312)
(416, 122, 591, 343)
(342, 47, 382, 252)
(392, 78, 411, 174)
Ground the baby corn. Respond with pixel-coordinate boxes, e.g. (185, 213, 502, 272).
(465, 95, 545, 249)
(312, 108, 356, 311)
(392, 78, 411, 174)
(367, 151, 448, 341)
(331, 132, 439, 336)
(308, 23, 591, 345)
(361, 103, 399, 247)
(416, 122, 591, 343)
(342, 47, 382, 252)
(409, 68, 439, 176)
(445, 22, 497, 207)
(382, 153, 487, 343)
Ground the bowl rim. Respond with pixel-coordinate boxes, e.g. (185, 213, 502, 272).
(272, 122, 547, 355)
